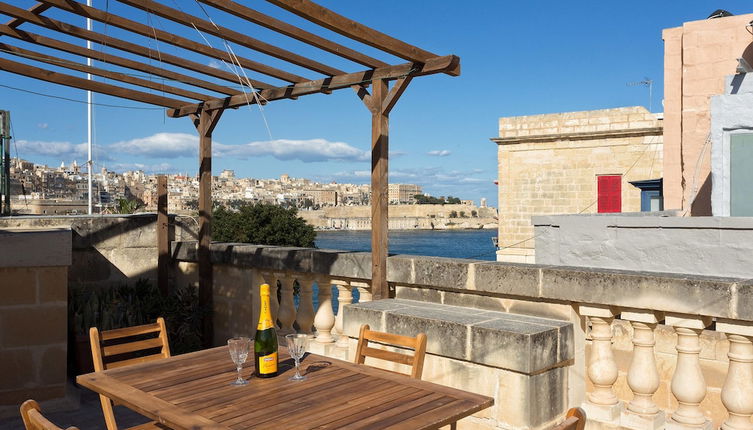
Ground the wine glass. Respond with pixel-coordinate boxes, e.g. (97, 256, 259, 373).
(286, 334, 308, 381)
(228, 337, 251, 386)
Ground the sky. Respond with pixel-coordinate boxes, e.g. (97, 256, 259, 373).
(2, 1, 752, 207)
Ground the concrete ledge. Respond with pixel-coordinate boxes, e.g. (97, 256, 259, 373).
(0, 228, 71, 267)
(343, 299, 573, 374)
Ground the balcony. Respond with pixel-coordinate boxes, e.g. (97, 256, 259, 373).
(1, 214, 752, 430)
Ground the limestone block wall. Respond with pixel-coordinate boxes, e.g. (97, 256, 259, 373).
(493, 106, 663, 263)
(662, 13, 753, 214)
(534, 214, 753, 279)
(0, 214, 196, 288)
(0, 229, 71, 418)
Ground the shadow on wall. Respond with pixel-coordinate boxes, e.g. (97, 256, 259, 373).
(690, 175, 712, 216)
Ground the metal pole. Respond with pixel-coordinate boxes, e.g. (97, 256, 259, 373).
(86, 0, 93, 214)
(0, 110, 10, 216)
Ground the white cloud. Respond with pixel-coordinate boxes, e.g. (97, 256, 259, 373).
(427, 150, 451, 157)
(327, 167, 490, 188)
(110, 133, 199, 158)
(15, 139, 88, 159)
(37, 123, 48, 129)
(215, 138, 369, 162)
(208, 60, 224, 69)
(108, 162, 177, 173)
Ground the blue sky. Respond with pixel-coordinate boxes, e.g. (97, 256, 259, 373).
(2, 1, 751, 207)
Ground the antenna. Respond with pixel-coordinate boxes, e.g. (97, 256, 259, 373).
(627, 78, 653, 112)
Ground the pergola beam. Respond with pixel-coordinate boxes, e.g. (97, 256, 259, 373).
(0, 55, 186, 108)
(0, 23, 240, 96)
(0, 42, 213, 101)
(197, 0, 388, 69)
(5, 2, 49, 28)
(168, 55, 459, 117)
(267, 0, 444, 66)
(117, 0, 344, 77)
(38, 0, 308, 83)
(0, 1, 270, 91)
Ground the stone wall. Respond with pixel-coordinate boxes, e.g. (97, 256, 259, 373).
(492, 106, 663, 263)
(533, 213, 753, 279)
(662, 13, 753, 214)
(0, 214, 196, 289)
(0, 229, 71, 418)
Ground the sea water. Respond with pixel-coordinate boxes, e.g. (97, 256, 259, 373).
(315, 229, 498, 261)
(307, 229, 498, 312)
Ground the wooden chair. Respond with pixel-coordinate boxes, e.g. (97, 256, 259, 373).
(90, 317, 171, 430)
(551, 407, 586, 430)
(354, 324, 427, 379)
(20, 400, 79, 430)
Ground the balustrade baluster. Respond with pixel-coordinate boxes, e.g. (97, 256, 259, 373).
(666, 315, 711, 430)
(314, 277, 336, 343)
(277, 273, 296, 334)
(295, 276, 315, 335)
(717, 320, 753, 430)
(621, 311, 665, 430)
(579, 305, 621, 424)
(352, 281, 372, 303)
(334, 280, 353, 348)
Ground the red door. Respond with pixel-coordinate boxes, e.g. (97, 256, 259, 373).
(597, 175, 621, 213)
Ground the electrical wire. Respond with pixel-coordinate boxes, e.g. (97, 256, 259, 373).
(0, 82, 165, 110)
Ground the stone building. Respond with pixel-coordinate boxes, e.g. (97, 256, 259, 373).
(388, 183, 422, 204)
(492, 107, 663, 263)
(662, 12, 753, 216)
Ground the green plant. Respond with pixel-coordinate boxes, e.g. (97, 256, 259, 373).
(69, 279, 207, 355)
(213, 202, 316, 247)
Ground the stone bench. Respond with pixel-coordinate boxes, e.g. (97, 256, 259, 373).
(342, 299, 574, 429)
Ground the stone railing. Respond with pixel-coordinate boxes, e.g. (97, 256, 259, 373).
(172, 242, 753, 430)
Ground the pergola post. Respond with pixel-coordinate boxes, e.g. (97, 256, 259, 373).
(191, 108, 222, 347)
(370, 79, 389, 300)
(363, 77, 412, 300)
(157, 174, 169, 297)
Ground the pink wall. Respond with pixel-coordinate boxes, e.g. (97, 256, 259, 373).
(662, 14, 753, 215)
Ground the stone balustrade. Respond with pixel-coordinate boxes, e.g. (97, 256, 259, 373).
(172, 241, 753, 430)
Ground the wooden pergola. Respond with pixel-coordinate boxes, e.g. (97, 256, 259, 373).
(0, 0, 459, 341)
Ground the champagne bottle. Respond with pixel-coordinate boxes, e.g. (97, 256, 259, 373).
(254, 283, 278, 378)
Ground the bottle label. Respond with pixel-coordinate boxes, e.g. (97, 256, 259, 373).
(258, 352, 278, 374)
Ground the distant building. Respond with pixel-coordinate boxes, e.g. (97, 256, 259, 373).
(303, 189, 338, 206)
(388, 183, 422, 204)
(492, 107, 663, 263)
(220, 169, 235, 179)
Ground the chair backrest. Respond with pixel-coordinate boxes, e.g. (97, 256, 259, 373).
(552, 407, 586, 430)
(20, 399, 79, 430)
(90, 317, 171, 372)
(90, 317, 170, 430)
(354, 324, 427, 379)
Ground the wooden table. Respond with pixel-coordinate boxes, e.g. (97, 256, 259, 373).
(77, 346, 493, 430)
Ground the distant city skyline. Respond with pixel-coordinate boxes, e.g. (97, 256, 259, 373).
(1, 1, 751, 206)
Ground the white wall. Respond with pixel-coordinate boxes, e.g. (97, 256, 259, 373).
(534, 213, 753, 279)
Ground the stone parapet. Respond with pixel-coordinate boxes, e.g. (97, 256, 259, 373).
(343, 299, 573, 374)
(173, 242, 753, 322)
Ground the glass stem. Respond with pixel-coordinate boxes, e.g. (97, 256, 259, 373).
(295, 358, 301, 378)
(237, 365, 242, 381)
